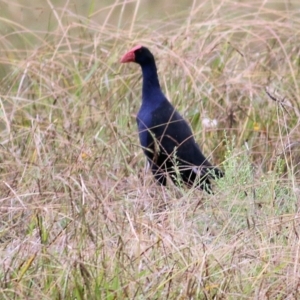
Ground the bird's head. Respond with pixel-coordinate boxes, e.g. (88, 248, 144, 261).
(120, 45, 155, 66)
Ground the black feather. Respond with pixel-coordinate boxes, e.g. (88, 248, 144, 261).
(122, 46, 223, 193)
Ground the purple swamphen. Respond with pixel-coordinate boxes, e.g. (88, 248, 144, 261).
(121, 45, 223, 193)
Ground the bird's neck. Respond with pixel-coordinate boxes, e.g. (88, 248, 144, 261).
(140, 62, 162, 102)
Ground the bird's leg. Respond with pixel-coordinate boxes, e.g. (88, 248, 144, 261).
(150, 163, 167, 186)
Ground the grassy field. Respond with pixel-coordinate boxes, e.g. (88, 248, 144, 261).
(1, 0, 300, 299)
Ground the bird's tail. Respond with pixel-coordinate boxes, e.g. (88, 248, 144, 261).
(192, 165, 224, 179)
(209, 167, 224, 179)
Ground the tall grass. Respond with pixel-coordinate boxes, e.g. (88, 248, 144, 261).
(0, 0, 300, 298)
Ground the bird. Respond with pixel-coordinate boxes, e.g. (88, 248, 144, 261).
(120, 45, 223, 193)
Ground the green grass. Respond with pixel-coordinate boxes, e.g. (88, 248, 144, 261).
(1, 0, 300, 298)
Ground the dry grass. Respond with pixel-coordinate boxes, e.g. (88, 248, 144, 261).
(0, 0, 300, 299)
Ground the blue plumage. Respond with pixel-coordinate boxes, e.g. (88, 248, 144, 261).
(121, 45, 223, 193)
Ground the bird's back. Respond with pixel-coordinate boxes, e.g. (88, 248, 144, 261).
(138, 98, 212, 168)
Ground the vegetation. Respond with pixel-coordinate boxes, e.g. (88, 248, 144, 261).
(0, 0, 300, 298)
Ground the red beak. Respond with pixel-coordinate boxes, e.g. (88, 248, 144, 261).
(120, 45, 143, 63)
(120, 51, 135, 63)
